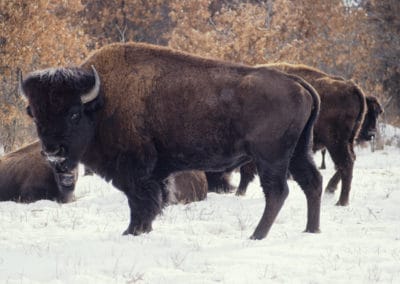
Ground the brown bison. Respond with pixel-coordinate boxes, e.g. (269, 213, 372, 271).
(225, 63, 380, 206)
(0, 141, 77, 203)
(166, 171, 208, 205)
(20, 42, 322, 240)
(319, 95, 383, 169)
(357, 96, 383, 143)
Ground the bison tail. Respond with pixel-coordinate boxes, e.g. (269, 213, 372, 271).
(289, 74, 321, 150)
(350, 82, 368, 143)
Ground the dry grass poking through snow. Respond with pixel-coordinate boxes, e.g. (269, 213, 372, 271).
(0, 145, 399, 283)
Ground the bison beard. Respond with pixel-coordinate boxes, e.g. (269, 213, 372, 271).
(21, 42, 322, 240)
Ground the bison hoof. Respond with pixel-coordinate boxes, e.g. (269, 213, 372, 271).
(304, 228, 321, 233)
(122, 229, 132, 236)
(325, 186, 337, 193)
(335, 200, 349, 206)
(235, 190, 246, 196)
(216, 186, 236, 194)
(122, 223, 153, 236)
(249, 230, 268, 240)
(249, 234, 263, 240)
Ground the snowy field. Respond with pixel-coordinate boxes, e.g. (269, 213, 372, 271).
(0, 139, 400, 283)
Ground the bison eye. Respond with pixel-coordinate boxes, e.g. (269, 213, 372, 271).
(70, 112, 81, 123)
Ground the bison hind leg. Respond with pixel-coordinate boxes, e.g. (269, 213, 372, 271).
(325, 143, 355, 206)
(325, 170, 341, 193)
(250, 158, 290, 240)
(289, 147, 322, 233)
(236, 162, 257, 196)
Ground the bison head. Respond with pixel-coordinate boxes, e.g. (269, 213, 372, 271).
(20, 66, 103, 174)
(358, 96, 384, 142)
(52, 164, 78, 199)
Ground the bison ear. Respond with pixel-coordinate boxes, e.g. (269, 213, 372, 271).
(26, 106, 33, 117)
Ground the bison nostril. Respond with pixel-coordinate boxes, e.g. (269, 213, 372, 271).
(59, 146, 66, 156)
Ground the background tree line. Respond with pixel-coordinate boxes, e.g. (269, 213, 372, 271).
(1, 0, 399, 152)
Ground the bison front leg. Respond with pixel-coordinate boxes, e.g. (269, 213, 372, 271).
(122, 179, 165, 236)
(236, 162, 257, 196)
(336, 162, 354, 206)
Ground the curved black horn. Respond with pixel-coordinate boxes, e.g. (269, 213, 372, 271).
(81, 65, 100, 104)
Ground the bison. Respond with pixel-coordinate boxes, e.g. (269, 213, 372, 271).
(0, 141, 77, 203)
(357, 96, 383, 143)
(166, 171, 208, 205)
(319, 95, 383, 169)
(221, 63, 378, 206)
(20, 42, 322, 240)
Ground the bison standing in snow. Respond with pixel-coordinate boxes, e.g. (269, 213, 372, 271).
(218, 63, 381, 206)
(20, 42, 322, 239)
(0, 141, 77, 203)
(319, 95, 383, 169)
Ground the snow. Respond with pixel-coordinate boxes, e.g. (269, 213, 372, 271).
(380, 124, 400, 148)
(1, 145, 400, 283)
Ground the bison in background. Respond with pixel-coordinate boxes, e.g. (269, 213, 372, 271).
(319, 95, 383, 169)
(21, 42, 322, 240)
(213, 63, 374, 206)
(166, 171, 207, 205)
(0, 141, 77, 203)
(357, 96, 383, 143)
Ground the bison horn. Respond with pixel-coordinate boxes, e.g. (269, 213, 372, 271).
(18, 70, 28, 101)
(81, 65, 101, 104)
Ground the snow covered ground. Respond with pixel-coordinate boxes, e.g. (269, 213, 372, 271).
(0, 144, 399, 283)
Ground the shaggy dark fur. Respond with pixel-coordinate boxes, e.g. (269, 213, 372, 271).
(21, 42, 322, 239)
(357, 96, 383, 142)
(206, 171, 235, 193)
(319, 95, 383, 169)
(229, 63, 381, 206)
(0, 141, 76, 203)
(166, 171, 208, 204)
